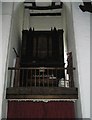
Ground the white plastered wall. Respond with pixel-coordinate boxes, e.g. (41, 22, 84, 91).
(90, 12, 91, 118)
(65, 2, 90, 118)
(29, 16, 63, 30)
(23, 9, 30, 30)
(0, 2, 2, 120)
(90, 11, 92, 119)
(2, 3, 13, 119)
(72, 2, 90, 118)
(1, 2, 24, 119)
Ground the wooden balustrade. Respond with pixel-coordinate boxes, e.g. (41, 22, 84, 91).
(7, 52, 78, 99)
(8, 52, 75, 88)
(8, 67, 75, 88)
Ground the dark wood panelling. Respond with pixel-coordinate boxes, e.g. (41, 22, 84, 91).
(21, 29, 65, 68)
(6, 95, 78, 99)
(6, 87, 78, 99)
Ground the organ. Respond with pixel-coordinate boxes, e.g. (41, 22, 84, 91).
(21, 28, 64, 68)
(20, 28, 65, 86)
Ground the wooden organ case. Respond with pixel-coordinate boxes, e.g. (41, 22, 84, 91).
(20, 28, 65, 86)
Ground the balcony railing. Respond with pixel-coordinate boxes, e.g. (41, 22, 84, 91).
(6, 52, 78, 99)
(8, 67, 75, 88)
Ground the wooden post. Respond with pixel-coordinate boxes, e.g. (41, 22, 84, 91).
(67, 52, 74, 87)
(14, 57, 20, 87)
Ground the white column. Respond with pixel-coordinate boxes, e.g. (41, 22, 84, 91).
(23, 9, 30, 30)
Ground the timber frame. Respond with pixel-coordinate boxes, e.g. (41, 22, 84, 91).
(24, 2, 63, 10)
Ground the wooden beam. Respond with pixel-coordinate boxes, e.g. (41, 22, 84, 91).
(6, 87, 78, 95)
(6, 95, 78, 99)
(30, 13, 61, 16)
(8, 67, 76, 70)
(32, 2, 36, 7)
(79, 2, 92, 13)
(24, 2, 34, 4)
(6, 87, 78, 99)
(52, 2, 55, 6)
(25, 3, 63, 10)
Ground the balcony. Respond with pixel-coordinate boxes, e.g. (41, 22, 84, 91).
(6, 53, 78, 100)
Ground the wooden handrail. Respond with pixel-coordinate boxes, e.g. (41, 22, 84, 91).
(8, 51, 75, 88)
(8, 67, 76, 70)
(8, 67, 75, 88)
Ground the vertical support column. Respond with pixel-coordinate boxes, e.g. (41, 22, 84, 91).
(36, 37, 38, 57)
(23, 9, 30, 30)
(30, 69, 32, 86)
(47, 69, 49, 87)
(67, 52, 74, 87)
(14, 57, 20, 87)
(47, 36, 49, 57)
(35, 69, 36, 87)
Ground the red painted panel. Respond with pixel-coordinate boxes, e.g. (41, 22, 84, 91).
(7, 101, 75, 118)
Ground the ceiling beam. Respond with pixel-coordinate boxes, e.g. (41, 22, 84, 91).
(25, 2, 63, 10)
(30, 12, 61, 16)
(24, 2, 33, 4)
(32, 2, 36, 7)
(52, 2, 55, 6)
(79, 2, 92, 13)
